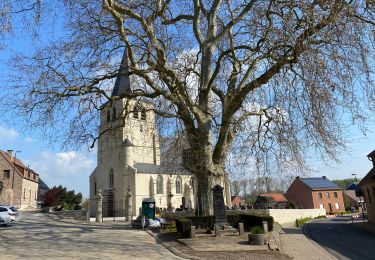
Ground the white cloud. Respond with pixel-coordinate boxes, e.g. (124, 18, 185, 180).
(23, 137, 34, 143)
(23, 150, 96, 196)
(0, 125, 19, 140)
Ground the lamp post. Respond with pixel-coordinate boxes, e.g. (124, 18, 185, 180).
(352, 173, 357, 183)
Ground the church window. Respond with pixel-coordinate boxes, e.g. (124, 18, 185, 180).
(94, 181, 97, 195)
(176, 177, 182, 194)
(141, 109, 146, 120)
(112, 107, 117, 120)
(107, 110, 110, 122)
(109, 170, 114, 188)
(157, 175, 163, 194)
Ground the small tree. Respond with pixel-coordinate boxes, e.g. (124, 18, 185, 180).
(43, 185, 82, 210)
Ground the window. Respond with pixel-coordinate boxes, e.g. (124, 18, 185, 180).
(28, 172, 30, 179)
(319, 204, 324, 209)
(109, 170, 114, 188)
(176, 177, 182, 194)
(326, 192, 330, 199)
(112, 107, 117, 120)
(35, 191, 37, 200)
(3, 170, 10, 180)
(334, 192, 338, 198)
(318, 192, 322, 199)
(156, 175, 163, 194)
(107, 110, 110, 122)
(94, 182, 97, 196)
(335, 203, 339, 209)
(141, 109, 146, 120)
(23, 188, 26, 199)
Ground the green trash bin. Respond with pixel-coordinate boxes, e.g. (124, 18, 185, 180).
(142, 198, 156, 220)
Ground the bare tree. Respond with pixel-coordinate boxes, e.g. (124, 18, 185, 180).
(3, 0, 375, 215)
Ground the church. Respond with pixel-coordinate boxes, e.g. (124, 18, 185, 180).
(89, 49, 231, 218)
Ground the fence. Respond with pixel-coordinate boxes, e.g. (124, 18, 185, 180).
(89, 196, 127, 221)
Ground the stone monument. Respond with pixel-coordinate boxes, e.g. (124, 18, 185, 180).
(96, 189, 103, 222)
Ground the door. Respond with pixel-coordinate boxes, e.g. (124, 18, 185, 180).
(328, 203, 332, 213)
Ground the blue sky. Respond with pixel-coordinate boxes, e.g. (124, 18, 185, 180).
(0, 6, 374, 198)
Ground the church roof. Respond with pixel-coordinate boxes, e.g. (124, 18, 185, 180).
(111, 48, 131, 97)
(134, 162, 191, 175)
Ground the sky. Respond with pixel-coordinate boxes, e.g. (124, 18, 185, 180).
(0, 4, 374, 198)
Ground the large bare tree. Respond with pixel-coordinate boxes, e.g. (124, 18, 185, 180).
(3, 0, 375, 214)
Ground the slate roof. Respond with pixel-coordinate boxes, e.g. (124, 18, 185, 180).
(134, 162, 191, 175)
(39, 178, 49, 190)
(345, 183, 362, 192)
(299, 177, 341, 190)
(111, 48, 131, 97)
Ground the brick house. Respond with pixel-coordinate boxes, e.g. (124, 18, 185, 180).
(0, 150, 39, 209)
(231, 195, 245, 208)
(359, 150, 375, 223)
(286, 176, 344, 213)
(257, 193, 288, 209)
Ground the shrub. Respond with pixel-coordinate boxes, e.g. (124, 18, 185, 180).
(295, 217, 312, 227)
(250, 226, 264, 234)
(227, 213, 274, 231)
(186, 215, 215, 230)
(175, 218, 193, 237)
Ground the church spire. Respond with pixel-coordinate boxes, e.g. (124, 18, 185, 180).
(111, 48, 131, 97)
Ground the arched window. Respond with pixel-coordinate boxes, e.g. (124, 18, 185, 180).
(156, 175, 163, 194)
(176, 176, 182, 194)
(141, 109, 146, 120)
(107, 110, 110, 122)
(109, 169, 114, 188)
(112, 107, 116, 120)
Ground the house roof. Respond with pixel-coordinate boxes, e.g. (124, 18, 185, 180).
(359, 168, 375, 186)
(134, 162, 191, 175)
(345, 182, 362, 192)
(0, 150, 39, 183)
(299, 177, 341, 190)
(259, 193, 288, 203)
(367, 150, 375, 158)
(39, 178, 49, 190)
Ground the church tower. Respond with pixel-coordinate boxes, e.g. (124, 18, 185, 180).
(90, 48, 161, 217)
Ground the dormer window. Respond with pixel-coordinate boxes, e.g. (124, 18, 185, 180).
(133, 106, 139, 119)
(112, 107, 116, 120)
(107, 110, 110, 122)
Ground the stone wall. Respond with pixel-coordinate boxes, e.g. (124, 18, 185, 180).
(240, 208, 326, 227)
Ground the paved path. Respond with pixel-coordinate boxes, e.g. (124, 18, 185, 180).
(304, 216, 375, 260)
(280, 227, 337, 260)
(0, 212, 182, 260)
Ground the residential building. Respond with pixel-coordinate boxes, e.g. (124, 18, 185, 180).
(38, 178, 49, 207)
(343, 182, 364, 211)
(257, 193, 288, 209)
(286, 176, 344, 213)
(231, 195, 245, 208)
(0, 150, 39, 209)
(89, 48, 231, 218)
(359, 150, 375, 223)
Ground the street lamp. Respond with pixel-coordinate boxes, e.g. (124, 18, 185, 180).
(352, 173, 358, 183)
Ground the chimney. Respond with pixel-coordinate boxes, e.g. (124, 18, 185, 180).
(368, 150, 375, 167)
(322, 176, 326, 179)
(7, 150, 14, 160)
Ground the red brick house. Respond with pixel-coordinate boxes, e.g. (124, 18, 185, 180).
(286, 176, 344, 213)
(231, 195, 245, 208)
(359, 150, 375, 223)
(0, 150, 40, 209)
(258, 193, 288, 208)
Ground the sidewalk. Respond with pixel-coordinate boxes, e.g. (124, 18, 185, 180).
(280, 227, 337, 260)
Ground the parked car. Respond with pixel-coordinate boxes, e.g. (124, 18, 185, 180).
(0, 206, 19, 222)
(0, 211, 11, 226)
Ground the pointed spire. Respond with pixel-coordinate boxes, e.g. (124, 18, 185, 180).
(111, 48, 131, 97)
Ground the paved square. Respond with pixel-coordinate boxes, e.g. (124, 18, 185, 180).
(0, 212, 181, 260)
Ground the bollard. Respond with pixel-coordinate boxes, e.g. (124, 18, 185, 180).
(190, 226, 196, 238)
(262, 221, 268, 233)
(215, 225, 222, 237)
(238, 222, 244, 235)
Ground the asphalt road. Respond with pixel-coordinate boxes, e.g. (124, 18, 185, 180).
(304, 216, 375, 260)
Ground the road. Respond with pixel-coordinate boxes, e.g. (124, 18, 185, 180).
(0, 211, 182, 260)
(304, 215, 375, 260)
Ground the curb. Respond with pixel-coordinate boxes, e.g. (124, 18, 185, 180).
(302, 220, 338, 259)
(146, 230, 201, 260)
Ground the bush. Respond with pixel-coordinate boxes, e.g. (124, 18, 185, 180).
(227, 213, 274, 231)
(186, 215, 215, 230)
(74, 204, 82, 210)
(250, 226, 264, 234)
(175, 218, 193, 237)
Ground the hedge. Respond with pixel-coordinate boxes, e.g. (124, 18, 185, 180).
(176, 213, 273, 237)
(175, 217, 193, 237)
